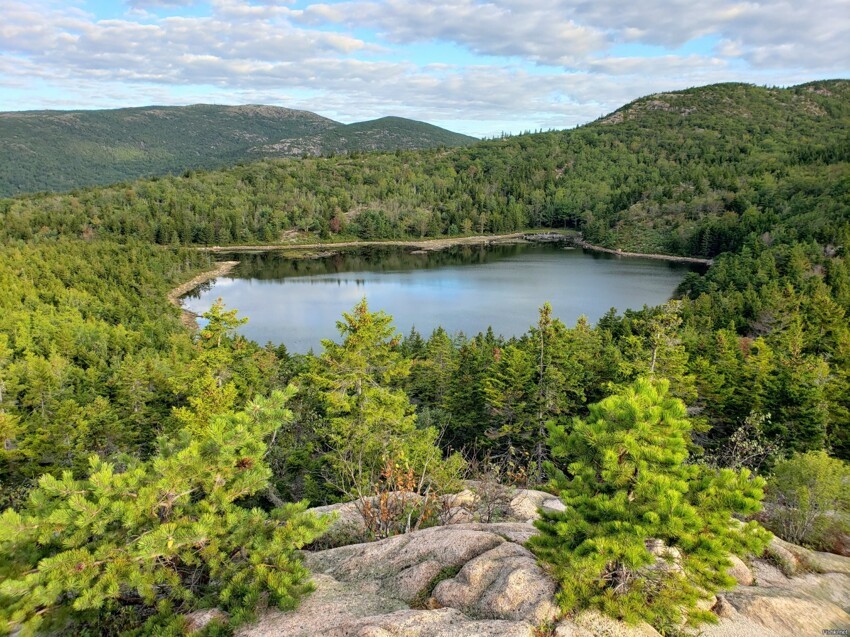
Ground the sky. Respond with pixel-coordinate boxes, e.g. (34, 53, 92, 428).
(1, 0, 849, 138)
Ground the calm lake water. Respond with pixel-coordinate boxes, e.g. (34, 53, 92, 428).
(182, 243, 700, 353)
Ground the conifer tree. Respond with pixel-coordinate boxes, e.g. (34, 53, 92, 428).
(529, 378, 770, 632)
(301, 299, 463, 499)
(172, 299, 247, 434)
(483, 343, 534, 441)
(0, 389, 329, 636)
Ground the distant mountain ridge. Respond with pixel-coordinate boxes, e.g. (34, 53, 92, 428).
(2, 80, 847, 256)
(595, 80, 849, 126)
(255, 116, 479, 157)
(0, 105, 476, 197)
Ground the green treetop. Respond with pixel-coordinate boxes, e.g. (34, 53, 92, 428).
(301, 299, 463, 499)
(0, 388, 329, 636)
(529, 378, 770, 632)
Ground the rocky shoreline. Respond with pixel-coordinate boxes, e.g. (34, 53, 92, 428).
(197, 231, 713, 266)
(167, 260, 239, 329)
(571, 238, 714, 265)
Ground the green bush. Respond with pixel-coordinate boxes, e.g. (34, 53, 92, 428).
(762, 451, 850, 550)
(529, 378, 771, 632)
(0, 389, 329, 636)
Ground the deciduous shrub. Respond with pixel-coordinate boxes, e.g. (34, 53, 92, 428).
(761, 450, 850, 550)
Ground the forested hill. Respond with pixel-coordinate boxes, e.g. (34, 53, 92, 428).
(2, 80, 850, 636)
(256, 116, 479, 156)
(0, 105, 476, 197)
(2, 80, 847, 257)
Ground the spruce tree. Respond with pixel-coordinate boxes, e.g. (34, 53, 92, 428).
(301, 299, 463, 499)
(529, 378, 770, 632)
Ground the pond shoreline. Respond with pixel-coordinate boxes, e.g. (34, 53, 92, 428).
(168, 260, 239, 329)
(171, 234, 711, 332)
(197, 232, 713, 265)
(198, 232, 541, 254)
(573, 240, 714, 265)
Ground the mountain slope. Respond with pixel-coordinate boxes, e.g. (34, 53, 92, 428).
(0, 105, 475, 196)
(1, 80, 847, 256)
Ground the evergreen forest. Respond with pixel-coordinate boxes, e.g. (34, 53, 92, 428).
(0, 107, 475, 198)
(1, 80, 849, 635)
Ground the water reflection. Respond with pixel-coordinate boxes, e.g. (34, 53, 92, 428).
(183, 244, 700, 353)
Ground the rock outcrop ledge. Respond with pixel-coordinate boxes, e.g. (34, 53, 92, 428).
(236, 490, 850, 637)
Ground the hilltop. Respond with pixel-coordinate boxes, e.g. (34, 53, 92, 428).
(1, 80, 850, 637)
(234, 489, 850, 637)
(0, 105, 476, 196)
(2, 80, 847, 258)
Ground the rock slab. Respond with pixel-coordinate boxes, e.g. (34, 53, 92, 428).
(241, 491, 850, 637)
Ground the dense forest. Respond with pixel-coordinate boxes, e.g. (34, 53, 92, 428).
(0, 106, 475, 197)
(1, 80, 849, 635)
(3, 81, 848, 257)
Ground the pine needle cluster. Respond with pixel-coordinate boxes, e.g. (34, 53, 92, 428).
(529, 378, 771, 632)
(0, 388, 329, 636)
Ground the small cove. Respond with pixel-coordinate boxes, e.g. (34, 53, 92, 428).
(181, 243, 703, 352)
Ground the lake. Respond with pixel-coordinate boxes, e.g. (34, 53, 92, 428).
(181, 243, 701, 352)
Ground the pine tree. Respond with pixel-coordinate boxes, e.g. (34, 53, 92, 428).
(529, 378, 770, 632)
(0, 389, 329, 636)
(483, 343, 534, 434)
(525, 304, 566, 481)
(172, 300, 248, 435)
(301, 299, 463, 499)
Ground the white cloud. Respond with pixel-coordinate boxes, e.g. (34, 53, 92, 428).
(126, 0, 199, 7)
(297, 0, 850, 71)
(0, 0, 847, 136)
(296, 0, 609, 64)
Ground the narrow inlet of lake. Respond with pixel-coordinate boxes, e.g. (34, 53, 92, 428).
(181, 243, 702, 353)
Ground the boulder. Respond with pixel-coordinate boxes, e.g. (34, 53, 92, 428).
(461, 480, 516, 522)
(707, 589, 850, 636)
(508, 489, 564, 521)
(765, 537, 800, 575)
(727, 554, 754, 586)
(544, 498, 567, 513)
(554, 622, 595, 637)
(441, 489, 478, 510)
(308, 499, 369, 544)
(572, 610, 662, 637)
(239, 508, 850, 637)
(771, 537, 850, 575)
(750, 559, 790, 587)
(237, 574, 414, 637)
(327, 607, 533, 637)
(390, 560, 444, 601)
(304, 525, 506, 603)
(239, 525, 546, 637)
(453, 521, 541, 544)
(790, 572, 850, 612)
(443, 506, 475, 525)
(432, 541, 557, 623)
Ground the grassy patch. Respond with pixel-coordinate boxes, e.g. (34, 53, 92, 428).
(409, 565, 462, 609)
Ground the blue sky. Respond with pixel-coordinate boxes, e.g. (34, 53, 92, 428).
(1, 0, 848, 137)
